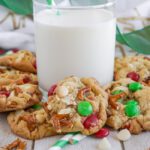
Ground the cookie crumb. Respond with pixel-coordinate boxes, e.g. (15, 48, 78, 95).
(0, 138, 26, 150)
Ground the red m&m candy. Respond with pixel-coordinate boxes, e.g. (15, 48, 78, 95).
(94, 128, 110, 138)
(127, 72, 140, 82)
(0, 91, 10, 97)
(48, 84, 57, 96)
(23, 77, 30, 83)
(0, 49, 5, 55)
(33, 60, 37, 69)
(83, 114, 98, 129)
(12, 48, 19, 53)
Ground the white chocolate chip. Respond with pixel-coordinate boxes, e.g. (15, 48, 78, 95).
(47, 104, 52, 110)
(98, 138, 111, 150)
(58, 108, 72, 114)
(117, 129, 131, 141)
(56, 86, 68, 97)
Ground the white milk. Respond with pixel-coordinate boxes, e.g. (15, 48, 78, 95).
(35, 9, 116, 91)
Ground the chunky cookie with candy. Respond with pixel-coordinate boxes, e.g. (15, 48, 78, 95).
(105, 78, 150, 134)
(0, 50, 37, 73)
(0, 84, 42, 112)
(0, 67, 38, 86)
(44, 76, 108, 135)
(114, 56, 150, 85)
(7, 104, 57, 140)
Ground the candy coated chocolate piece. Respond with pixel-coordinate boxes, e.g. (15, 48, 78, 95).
(127, 72, 140, 82)
(94, 128, 109, 138)
(128, 82, 142, 92)
(12, 48, 19, 53)
(83, 114, 98, 129)
(32, 104, 42, 109)
(126, 100, 138, 106)
(77, 101, 93, 116)
(23, 77, 30, 83)
(0, 91, 10, 97)
(33, 60, 37, 69)
(48, 84, 57, 96)
(125, 104, 140, 117)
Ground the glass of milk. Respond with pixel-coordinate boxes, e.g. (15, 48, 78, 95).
(34, 0, 116, 91)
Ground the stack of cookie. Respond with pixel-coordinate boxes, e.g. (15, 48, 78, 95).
(0, 50, 42, 112)
(0, 50, 45, 139)
(0, 50, 149, 141)
(107, 56, 150, 134)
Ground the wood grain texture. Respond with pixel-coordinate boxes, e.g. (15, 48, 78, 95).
(0, 113, 33, 150)
(34, 131, 122, 150)
(123, 132, 150, 150)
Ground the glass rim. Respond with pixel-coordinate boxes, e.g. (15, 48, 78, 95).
(34, 0, 116, 10)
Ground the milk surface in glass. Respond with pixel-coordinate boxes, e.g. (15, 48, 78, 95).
(35, 9, 116, 91)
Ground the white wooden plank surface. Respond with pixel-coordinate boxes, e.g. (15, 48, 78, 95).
(34, 131, 122, 150)
(123, 132, 150, 150)
(34, 129, 150, 150)
(0, 113, 33, 150)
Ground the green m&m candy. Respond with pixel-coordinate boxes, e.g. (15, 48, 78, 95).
(77, 101, 93, 116)
(126, 100, 138, 106)
(32, 104, 42, 110)
(128, 82, 142, 92)
(125, 100, 140, 117)
(112, 90, 123, 95)
(125, 104, 140, 117)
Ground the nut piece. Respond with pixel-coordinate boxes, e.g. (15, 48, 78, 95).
(117, 129, 131, 141)
(56, 86, 68, 97)
(97, 138, 111, 150)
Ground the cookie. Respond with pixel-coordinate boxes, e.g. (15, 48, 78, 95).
(0, 50, 36, 73)
(7, 106, 57, 140)
(0, 84, 42, 112)
(0, 67, 38, 86)
(44, 76, 108, 135)
(105, 78, 150, 134)
(114, 56, 150, 85)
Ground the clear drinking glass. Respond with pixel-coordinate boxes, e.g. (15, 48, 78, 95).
(34, 0, 116, 91)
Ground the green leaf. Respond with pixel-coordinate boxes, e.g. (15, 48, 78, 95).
(0, 1, 7, 7)
(0, 0, 33, 15)
(117, 26, 150, 54)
